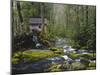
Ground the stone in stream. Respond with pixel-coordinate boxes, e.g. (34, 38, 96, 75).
(63, 45, 69, 54)
(79, 58, 90, 66)
(62, 55, 69, 60)
(90, 57, 96, 62)
(75, 50, 82, 54)
(36, 43, 44, 48)
(89, 60, 96, 63)
(76, 50, 89, 54)
(63, 45, 75, 54)
(12, 60, 52, 74)
(74, 58, 90, 65)
(74, 59, 81, 62)
(61, 55, 74, 64)
(67, 58, 74, 64)
(47, 57, 65, 64)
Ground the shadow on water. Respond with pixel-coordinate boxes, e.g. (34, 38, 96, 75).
(12, 56, 65, 74)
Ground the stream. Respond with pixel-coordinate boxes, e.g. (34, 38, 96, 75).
(12, 56, 66, 74)
(12, 38, 95, 74)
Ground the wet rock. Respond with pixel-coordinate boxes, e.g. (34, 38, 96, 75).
(47, 57, 65, 64)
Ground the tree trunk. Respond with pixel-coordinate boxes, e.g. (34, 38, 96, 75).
(40, 3, 47, 39)
(16, 1, 24, 63)
(16, 1, 23, 33)
(40, 3, 44, 30)
(86, 6, 88, 27)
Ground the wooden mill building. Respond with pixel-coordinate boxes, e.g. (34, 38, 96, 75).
(29, 17, 48, 33)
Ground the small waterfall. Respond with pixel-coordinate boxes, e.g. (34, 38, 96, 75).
(32, 35, 38, 44)
(32, 34, 43, 48)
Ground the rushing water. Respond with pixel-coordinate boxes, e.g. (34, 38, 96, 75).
(32, 34, 43, 48)
(55, 38, 67, 47)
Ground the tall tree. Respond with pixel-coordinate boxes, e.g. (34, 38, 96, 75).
(16, 1, 23, 33)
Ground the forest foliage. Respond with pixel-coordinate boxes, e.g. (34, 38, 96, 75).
(12, 1, 96, 51)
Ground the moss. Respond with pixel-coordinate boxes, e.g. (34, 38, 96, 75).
(12, 50, 63, 64)
(87, 61, 96, 70)
(68, 53, 80, 59)
(49, 47, 64, 55)
(49, 47, 63, 52)
(69, 53, 96, 60)
(54, 51, 63, 55)
(89, 62, 96, 67)
(13, 51, 23, 58)
(49, 47, 59, 51)
(71, 62, 86, 70)
(80, 57, 90, 66)
(87, 67, 96, 70)
(60, 62, 71, 70)
(48, 63, 62, 72)
(12, 58, 19, 64)
(12, 51, 24, 64)
(22, 51, 54, 62)
(79, 54, 96, 59)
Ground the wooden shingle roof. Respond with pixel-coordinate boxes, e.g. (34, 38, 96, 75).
(29, 17, 42, 25)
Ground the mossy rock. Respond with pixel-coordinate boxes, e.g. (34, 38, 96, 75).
(68, 53, 80, 59)
(41, 39, 51, 47)
(12, 50, 62, 64)
(53, 51, 63, 55)
(13, 51, 23, 58)
(60, 62, 71, 70)
(69, 53, 96, 60)
(87, 67, 96, 70)
(80, 57, 90, 66)
(79, 54, 95, 59)
(12, 58, 19, 64)
(49, 63, 62, 72)
(12, 51, 24, 64)
(89, 62, 96, 67)
(71, 62, 86, 70)
(49, 47, 59, 51)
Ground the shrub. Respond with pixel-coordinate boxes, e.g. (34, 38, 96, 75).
(13, 33, 34, 51)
